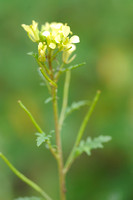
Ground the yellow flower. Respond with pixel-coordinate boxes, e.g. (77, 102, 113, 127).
(41, 22, 72, 48)
(21, 20, 40, 42)
(22, 21, 80, 63)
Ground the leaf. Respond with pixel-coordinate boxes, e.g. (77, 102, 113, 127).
(44, 97, 53, 104)
(61, 62, 86, 72)
(65, 100, 90, 117)
(35, 132, 52, 147)
(75, 135, 112, 157)
(15, 197, 42, 200)
(27, 52, 38, 59)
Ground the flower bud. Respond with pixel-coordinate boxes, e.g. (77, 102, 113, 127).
(38, 42, 47, 62)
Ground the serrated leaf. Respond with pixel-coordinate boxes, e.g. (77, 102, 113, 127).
(15, 197, 42, 200)
(65, 100, 90, 117)
(35, 132, 51, 147)
(75, 135, 112, 157)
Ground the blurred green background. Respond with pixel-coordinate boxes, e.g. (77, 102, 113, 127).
(0, 0, 133, 199)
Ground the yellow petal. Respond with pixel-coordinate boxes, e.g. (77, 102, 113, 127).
(55, 35, 61, 43)
(70, 35, 80, 43)
(32, 20, 38, 30)
(49, 43, 56, 49)
(42, 31, 50, 37)
(55, 23, 62, 29)
(21, 24, 31, 32)
(38, 42, 43, 51)
(69, 44, 76, 52)
(65, 44, 76, 52)
(62, 25, 70, 37)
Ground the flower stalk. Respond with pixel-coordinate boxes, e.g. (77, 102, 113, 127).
(59, 71, 71, 132)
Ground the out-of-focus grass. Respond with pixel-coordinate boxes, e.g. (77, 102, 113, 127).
(0, 0, 133, 199)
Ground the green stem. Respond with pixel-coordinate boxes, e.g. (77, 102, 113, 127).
(37, 60, 50, 76)
(18, 100, 43, 133)
(52, 88, 66, 200)
(40, 67, 57, 88)
(18, 100, 57, 160)
(0, 153, 52, 200)
(48, 54, 66, 200)
(55, 63, 65, 81)
(51, 49, 60, 61)
(59, 71, 71, 132)
(37, 61, 51, 93)
(64, 90, 101, 174)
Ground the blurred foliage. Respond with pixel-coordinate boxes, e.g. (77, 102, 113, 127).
(0, 0, 133, 200)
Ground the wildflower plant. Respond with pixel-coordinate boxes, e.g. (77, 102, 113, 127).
(0, 20, 111, 200)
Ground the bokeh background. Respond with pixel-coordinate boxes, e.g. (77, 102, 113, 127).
(0, 0, 133, 199)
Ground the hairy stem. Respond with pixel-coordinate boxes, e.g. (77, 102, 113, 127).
(0, 153, 52, 200)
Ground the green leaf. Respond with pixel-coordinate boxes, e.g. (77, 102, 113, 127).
(15, 197, 42, 200)
(36, 133, 52, 147)
(65, 100, 90, 117)
(27, 52, 38, 59)
(61, 62, 86, 72)
(44, 97, 53, 104)
(75, 135, 112, 157)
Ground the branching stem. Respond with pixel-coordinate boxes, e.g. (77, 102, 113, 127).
(64, 90, 101, 174)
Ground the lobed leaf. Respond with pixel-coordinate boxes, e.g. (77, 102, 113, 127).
(75, 135, 112, 157)
(36, 132, 52, 147)
(65, 100, 90, 117)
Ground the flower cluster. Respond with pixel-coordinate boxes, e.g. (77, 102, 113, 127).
(22, 20, 80, 64)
